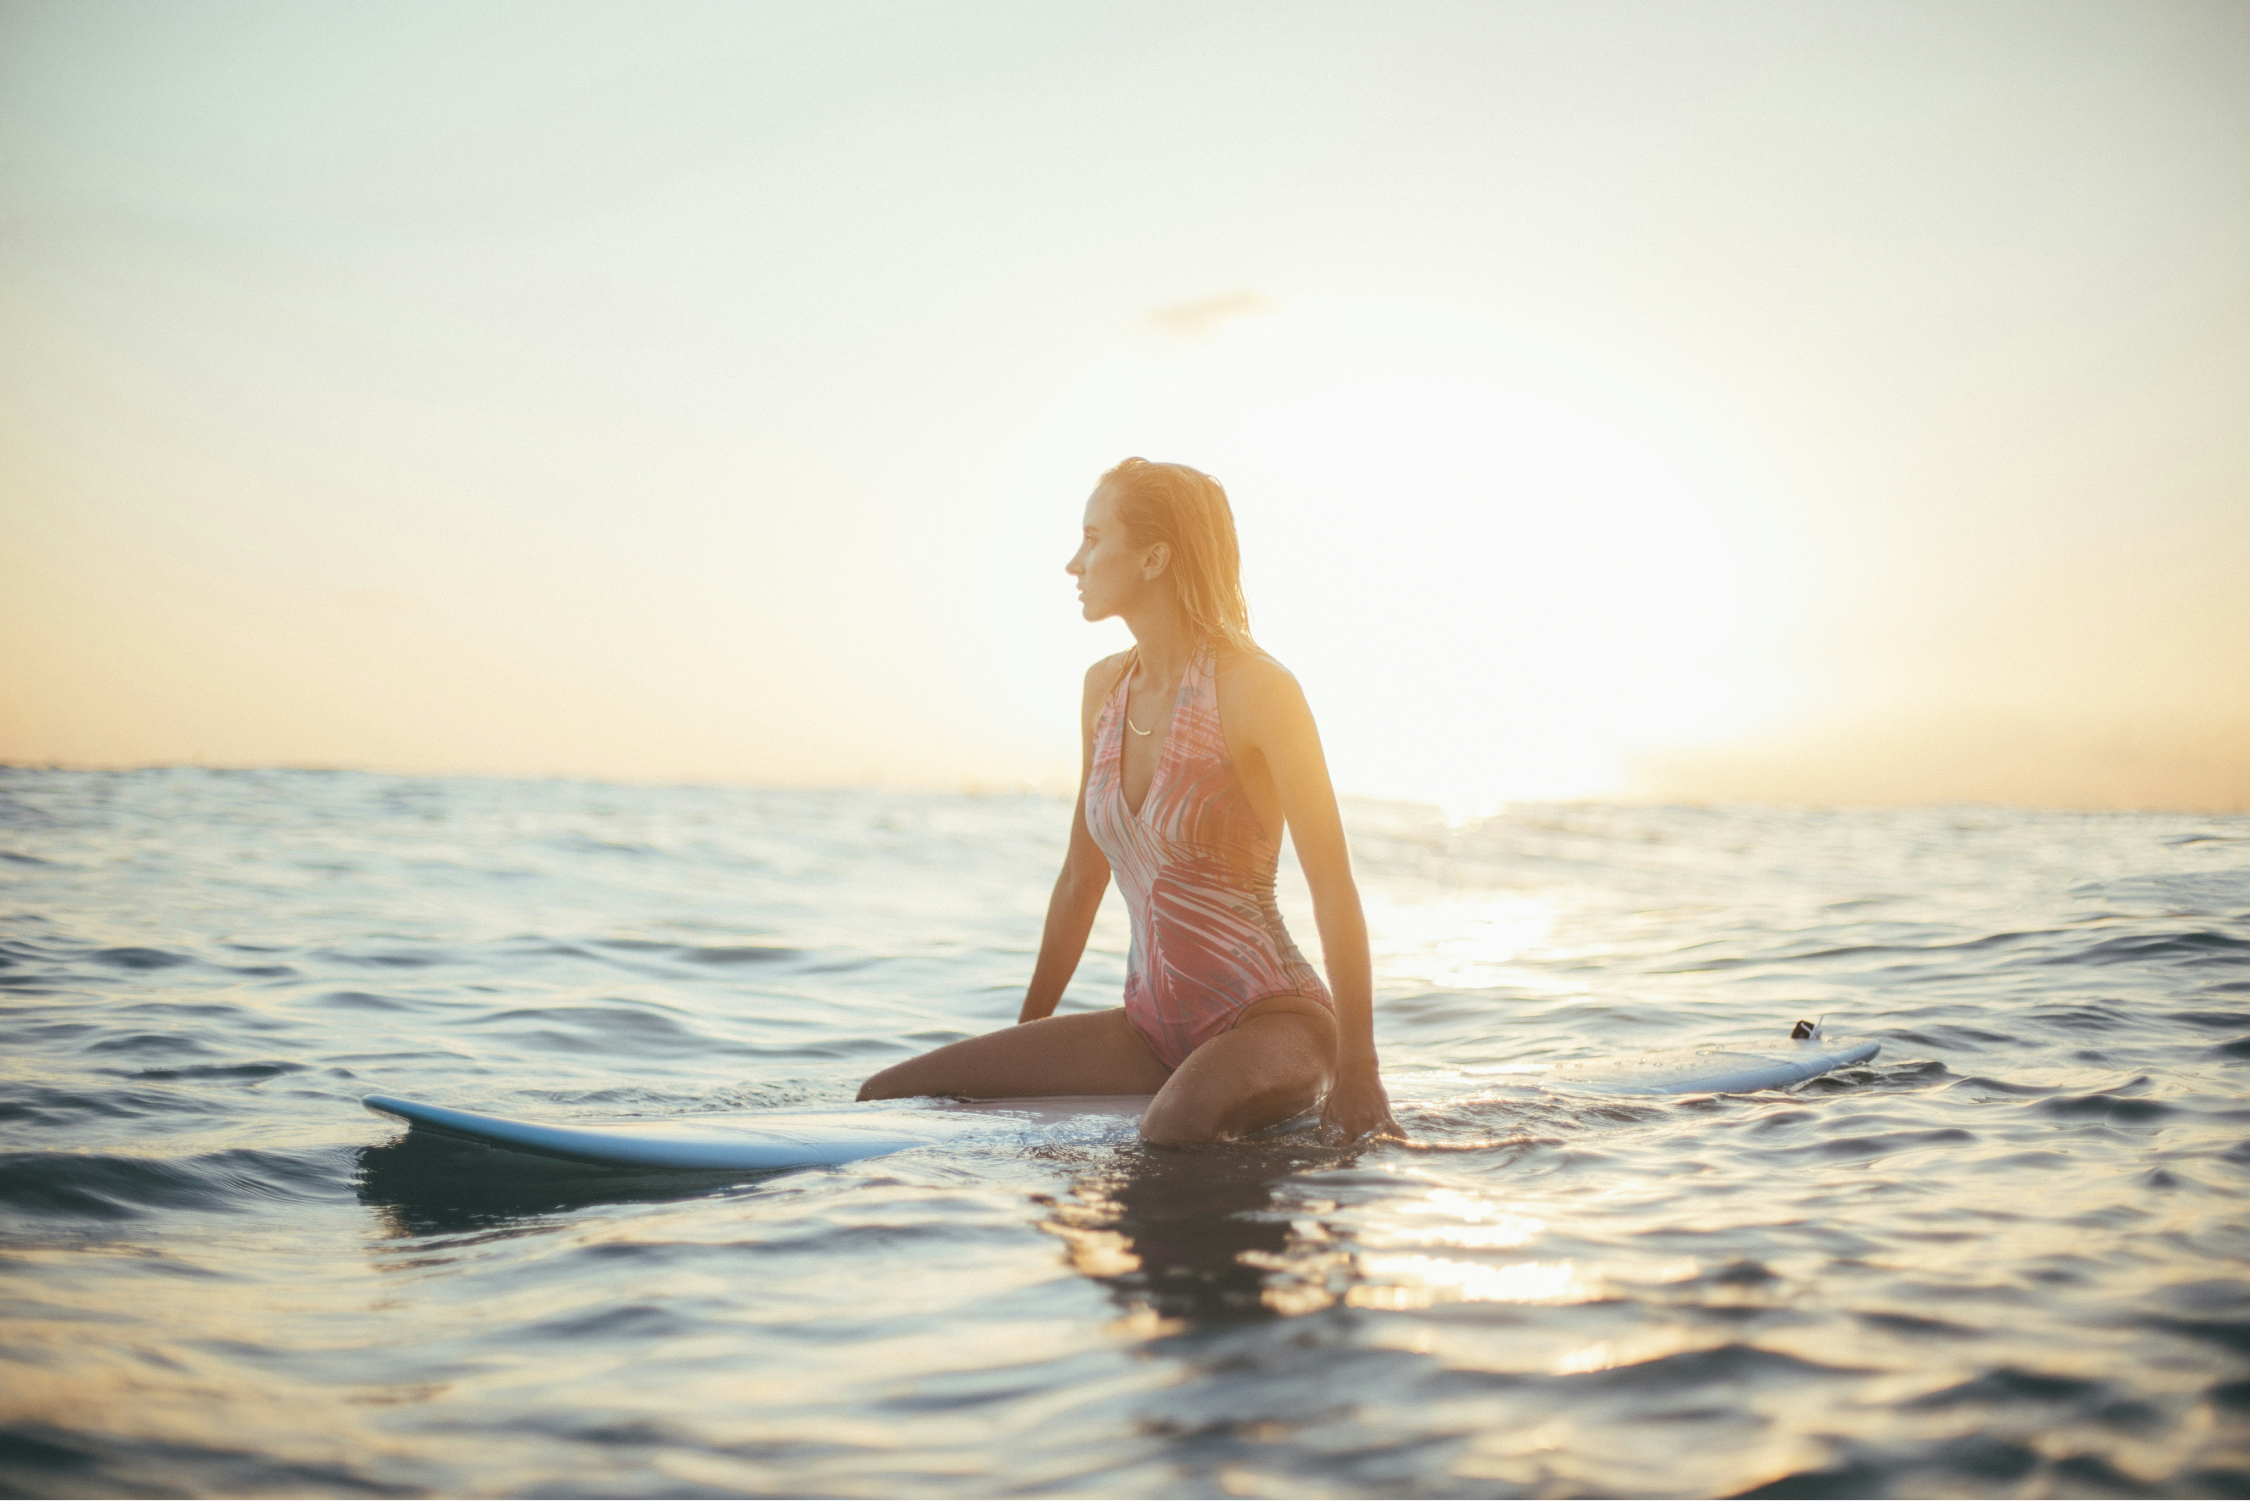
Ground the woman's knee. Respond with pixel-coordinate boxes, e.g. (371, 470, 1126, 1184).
(1137, 1091, 1225, 1146)
(856, 1063, 919, 1101)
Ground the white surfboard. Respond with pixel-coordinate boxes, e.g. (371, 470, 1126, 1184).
(361, 1092, 1153, 1172)
(1541, 1037, 1881, 1097)
(362, 1036, 1880, 1171)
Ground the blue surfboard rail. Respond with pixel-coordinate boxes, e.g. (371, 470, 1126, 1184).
(362, 1093, 956, 1171)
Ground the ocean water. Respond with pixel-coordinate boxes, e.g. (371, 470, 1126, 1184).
(2, 767, 2247, 1499)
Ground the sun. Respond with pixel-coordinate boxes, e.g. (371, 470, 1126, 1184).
(1095, 296, 1815, 810)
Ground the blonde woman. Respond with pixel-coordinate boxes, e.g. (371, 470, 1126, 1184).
(861, 459, 1395, 1146)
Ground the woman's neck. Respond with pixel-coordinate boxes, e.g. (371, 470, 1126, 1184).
(1124, 605, 1195, 687)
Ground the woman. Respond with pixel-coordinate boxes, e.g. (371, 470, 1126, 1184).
(859, 458, 1395, 1147)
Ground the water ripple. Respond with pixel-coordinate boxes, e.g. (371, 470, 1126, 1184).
(0, 770, 2245, 1495)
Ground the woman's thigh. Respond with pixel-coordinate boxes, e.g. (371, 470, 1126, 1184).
(857, 1007, 1173, 1101)
(1139, 997, 1338, 1145)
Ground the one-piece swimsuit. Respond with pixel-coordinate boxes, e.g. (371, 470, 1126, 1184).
(1083, 640, 1332, 1069)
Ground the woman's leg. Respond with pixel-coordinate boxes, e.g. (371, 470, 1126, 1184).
(1138, 996, 1338, 1145)
(857, 1007, 1173, 1101)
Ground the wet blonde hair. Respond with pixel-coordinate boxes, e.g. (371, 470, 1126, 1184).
(1099, 457, 1257, 653)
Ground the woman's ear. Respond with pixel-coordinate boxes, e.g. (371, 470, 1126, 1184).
(1140, 542, 1171, 581)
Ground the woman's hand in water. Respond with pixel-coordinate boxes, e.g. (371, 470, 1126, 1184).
(1319, 1062, 1398, 1147)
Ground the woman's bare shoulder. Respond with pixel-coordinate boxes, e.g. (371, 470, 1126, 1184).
(1213, 645, 1309, 717)
(1215, 643, 1305, 697)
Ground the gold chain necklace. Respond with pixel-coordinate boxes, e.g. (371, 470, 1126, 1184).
(1126, 658, 1180, 736)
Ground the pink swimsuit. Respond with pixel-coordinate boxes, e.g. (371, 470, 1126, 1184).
(1083, 641, 1332, 1069)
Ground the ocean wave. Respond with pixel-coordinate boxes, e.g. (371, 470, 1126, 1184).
(0, 1146, 348, 1220)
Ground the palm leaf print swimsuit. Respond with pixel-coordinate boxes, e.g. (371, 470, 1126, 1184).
(1083, 641, 1333, 1069)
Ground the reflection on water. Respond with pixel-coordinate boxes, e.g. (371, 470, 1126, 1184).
(4, 769, 2248, 1496)
(362, 1112, 1348, 1343)
(354, 1134, 762, 1240)
(1041, 1136, 1344, 1329)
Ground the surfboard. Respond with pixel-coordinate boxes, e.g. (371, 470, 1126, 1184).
(362, 1036, 1880, 1171)
(1540, 1036, 1881, 1097)
(361, 1092, 1152, 1172)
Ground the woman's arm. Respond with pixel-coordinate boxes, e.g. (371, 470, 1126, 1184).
(1235, 659, 1398, 1144)
(1018, 658, 1124, 1023)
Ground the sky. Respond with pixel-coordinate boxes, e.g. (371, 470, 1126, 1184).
(3, 0, 2245, 811)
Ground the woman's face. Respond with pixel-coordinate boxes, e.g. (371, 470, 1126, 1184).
(1066, 485, 1158, 622)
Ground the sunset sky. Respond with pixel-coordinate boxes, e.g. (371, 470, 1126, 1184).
(4, 1, 2245, 811)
